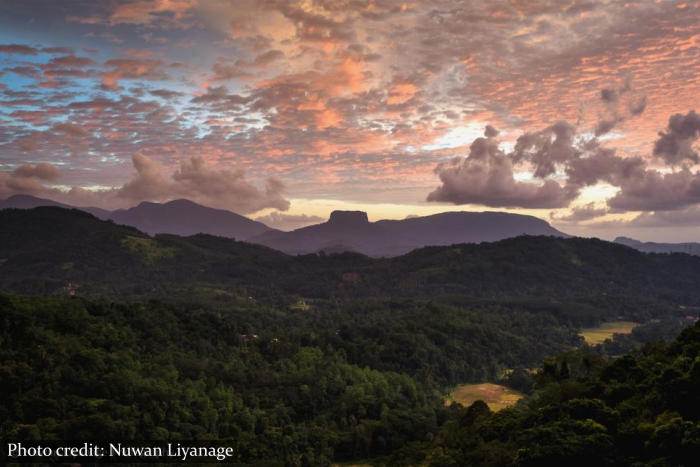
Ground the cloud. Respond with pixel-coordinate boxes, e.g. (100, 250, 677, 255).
(101, 58, 167, 90)
(14, 163, 61, 181)
(0, 163, 62, 198)
(108, 0, 194, 26)
(565, 147, 645, 187)
(512, 121, 579, 178)
(628, 95, 647, 116)
(593, 80, 647, 136)
(117, 154, 290, 213)
(600, 88, 618, 103)
(625, 207, 700, 228)
(48, 55, 95, 68)
(427, 127, 577, 209)
(550, 202, 607, 223)
(2, 0, 700, 226)
(149, 88, 184, 99)
(254, 211, 324, 231)
(52, 122, 89, 137)
(653, 110, 700, 165)
(0, 44, 38, 55)
(607, 168, 700, 212)
(1, 156, 289, 214)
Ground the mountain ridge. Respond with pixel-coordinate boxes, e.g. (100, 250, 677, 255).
(3, 206, 700, 309)
(1, 194, 569, 256)
(615, 236, 700, 256)
(0, 194, 274, 240)
(251, 209, 568, 257)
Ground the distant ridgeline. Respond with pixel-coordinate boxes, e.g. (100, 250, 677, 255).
(616, 236, 700, 256)
(2, 206, 700, 310)
(1, 206, 699, 465)
(0, 194, 567, 256)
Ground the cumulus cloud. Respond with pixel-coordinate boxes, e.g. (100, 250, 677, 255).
(254, 211, 324, 231)
(14, 163, 61, 181)
(427, 127, 578, 209)
(0, 163, 62, 198)
(653, 110, 700, 165)
(565, 147, 645, 187)
(117, 154, 290, 213)
(427, 97, 700, 216)
(607, 168, 700, 212)
(3, 1, 700, 229)
(1, 156, 289, 214)
(512, 121, 579, 178)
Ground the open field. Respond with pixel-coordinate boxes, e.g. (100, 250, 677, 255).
(446, 383, 524, 411)
(580, 321, 639, 345)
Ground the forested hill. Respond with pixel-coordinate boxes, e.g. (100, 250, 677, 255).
(385, 321, 700, 466)
(2, 208, 700, 465)
(3, 206, 700, 310)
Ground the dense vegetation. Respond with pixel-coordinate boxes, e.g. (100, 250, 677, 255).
(3, 207, 700, 313)
(384, 323, 700, 466)
(1, 207, 699, 465)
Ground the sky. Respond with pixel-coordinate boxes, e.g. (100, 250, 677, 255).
(1, 0, 700, 240)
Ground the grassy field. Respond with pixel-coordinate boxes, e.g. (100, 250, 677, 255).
(446, 383, 524, 411)
(580, 321, 638, 345)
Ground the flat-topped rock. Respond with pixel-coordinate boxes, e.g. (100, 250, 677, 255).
(327, 210, 369, 226)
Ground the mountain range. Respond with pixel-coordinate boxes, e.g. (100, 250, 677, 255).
(0, 194, 567, 257)
(3, 206, 700, 309)
(615, 236, 700, 256)
(0, 194, 273, 240)
(250, 209, 567, 256)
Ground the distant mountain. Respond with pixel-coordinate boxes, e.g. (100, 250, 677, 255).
(109, 199, 273, 240)
(250, 210, 568, 257)
(0, 194, 70, 209)
(0, 194, 112, 219)
(615, 236, 700, 256)
(0, 195, 273, 241)
(3, 207, 700, 308)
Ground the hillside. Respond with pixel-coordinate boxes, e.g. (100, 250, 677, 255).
(0, 194, 111, 219)
(1, 207, 698, 465)
(2, 207, 700, 316)
(386, 321, 700, 466)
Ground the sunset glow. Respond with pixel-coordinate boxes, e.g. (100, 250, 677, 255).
(1, 1, 700, 240)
